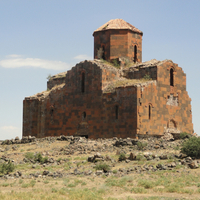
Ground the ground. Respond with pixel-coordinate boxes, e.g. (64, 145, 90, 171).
(0, 136, 200, 200)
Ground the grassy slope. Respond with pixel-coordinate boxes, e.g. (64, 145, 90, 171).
(0, 139, 200, 200)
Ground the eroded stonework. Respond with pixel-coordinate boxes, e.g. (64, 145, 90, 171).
(166, 94, 178, 106)
(23, 19, 193, 139)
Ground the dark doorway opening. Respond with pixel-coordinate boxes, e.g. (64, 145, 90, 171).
(78, 135, 88, 139)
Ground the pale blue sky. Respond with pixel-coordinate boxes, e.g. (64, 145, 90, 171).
(0, 0, 200, 140)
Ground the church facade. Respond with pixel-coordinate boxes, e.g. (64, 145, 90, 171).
(23, 19, 193, 139)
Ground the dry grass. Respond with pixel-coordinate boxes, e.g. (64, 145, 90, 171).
(103, 78, 154, 93)
(0, 140, 200, 199)
(0, 171, 200, 199)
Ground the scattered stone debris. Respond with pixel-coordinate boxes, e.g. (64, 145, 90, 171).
(0, 135, 199, 180)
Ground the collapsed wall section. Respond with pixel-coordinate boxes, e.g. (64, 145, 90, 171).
(47, 72, 67, 90)
(122, 59, 158, 80)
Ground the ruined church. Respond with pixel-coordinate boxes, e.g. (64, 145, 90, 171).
(23, 19, 193, 139)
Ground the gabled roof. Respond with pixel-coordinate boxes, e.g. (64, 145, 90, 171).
(93, 19, 143, 35)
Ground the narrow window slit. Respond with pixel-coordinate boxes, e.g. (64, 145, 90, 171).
(134, 45, 137, 63)
(170, 68, 174, 86)
(149, 105, 151, 120)
(82, 112, 86, 120)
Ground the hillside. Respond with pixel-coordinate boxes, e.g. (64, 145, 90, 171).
(0, 135, 200, 199)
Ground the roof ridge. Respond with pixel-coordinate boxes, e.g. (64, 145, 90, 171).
(93, 19, 143, 35)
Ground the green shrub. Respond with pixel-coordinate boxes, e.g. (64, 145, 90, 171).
(113, 59, 120, 68)
(47, 74, 52, 81)
(81, 182, 87, 186)
(174, 146, 179, 150)
(136, 154, 143, 161)
(0, 161, 15, 174)
(181, 136, 200, 158)
(94, 162, 110, 172)
(1, 183, 9, 187)
(44, 180, 49, 184)
(30, 180, 36, 187)
(143, 74, 151, 80)
(24, 152, 34, 160)
(138, 179, 155, 189)
(180, 132, 190, 139)
(57, 158, 62, 162)
(51, 188, 58, 193)
(131, 187, 147, 194)
(105, 176, 133, 187)
(166, 183, 180, 193)
(35, 153, 43, 163)
(118, 153, 126, 161)
(34, 153, 48, 164)
(137, 141, 147, 150)
(24, 152, 48, 164)
(68, 188, 104, 200)
(19, 179, 23, 184)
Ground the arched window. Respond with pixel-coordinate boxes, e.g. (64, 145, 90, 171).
(134, 45, 137, 63)
(170, 68, 174, 86)
(168, 119, 177, 129)
(81, 72, 85, 93)
(148, 104, 151, 120)
(115, 105, 119, 119)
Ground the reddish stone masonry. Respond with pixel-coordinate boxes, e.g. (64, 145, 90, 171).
(23, 19, 193, 139)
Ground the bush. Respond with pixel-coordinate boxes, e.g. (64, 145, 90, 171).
(24, 152, 48, 164)
(137, 141, 147, 150)
(181, 136, 200, 158)
(143, 74, 151, 80)
(136, 154, 145, 161)
(94, 162, 110, 172)
(118, 153, 126, 161)
(24, 152, 34, 160)
(180, 132, 191, 139)
(34, 153, 48, 164)
(47, 74, 52, 81)
(112, 59, 120, 68)
(0, 161, 15, 174)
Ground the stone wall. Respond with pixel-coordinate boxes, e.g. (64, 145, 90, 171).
(123, 66, 157, 80)
(93, 30, 142, 63)
(137, 61, 193, 136)
(23, 60, 193, 139)
(23, 98, 40, 138)
(24, 61, 135, 139)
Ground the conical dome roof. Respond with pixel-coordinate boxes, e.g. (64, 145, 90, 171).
(93, 19, 143, 35)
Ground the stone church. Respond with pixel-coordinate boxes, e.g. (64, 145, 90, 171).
(23, 19, 193, 139)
